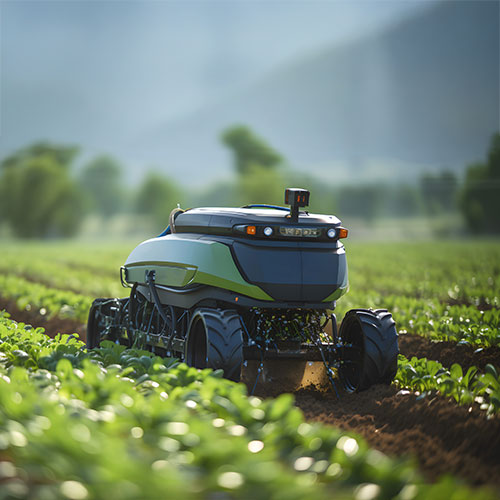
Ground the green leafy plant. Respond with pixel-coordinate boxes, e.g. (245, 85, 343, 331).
(396, 354, 500, 416)
(0, 315, 495, 499)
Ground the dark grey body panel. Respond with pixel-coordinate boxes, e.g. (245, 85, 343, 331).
(231, 240, 346, 302)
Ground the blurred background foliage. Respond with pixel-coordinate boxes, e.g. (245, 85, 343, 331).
(0, 2, 497, 241)
(460, 134, 500, 234)
(0, 144, 85, 238)
(0, 126, 498, 240)
(79, 155, 125, 219)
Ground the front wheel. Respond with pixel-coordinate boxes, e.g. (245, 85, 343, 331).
(338, 308, 399, 392)
(185, 308, 244, 381)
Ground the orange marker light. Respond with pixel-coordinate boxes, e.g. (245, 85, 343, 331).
(246, 226, 256, 235)
(338, 228, 348, 239)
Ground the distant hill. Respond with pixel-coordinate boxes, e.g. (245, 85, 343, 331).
(137, 0, 499, 185)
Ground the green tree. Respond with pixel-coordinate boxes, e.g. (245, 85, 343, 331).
(487, 133, 500, 178)
(1, 142, 78, 169)
(382, 185, 420, 217)
(460, 133, 500, 233)
(0, 142, 84, 238)
(237, 163, 287, 206)
(79, 155, 124, 218)
(221, 125, 283, 175)
(338, 186, 382, 223)
(135, 172, 182, 230)
(419, 171, 458, 215)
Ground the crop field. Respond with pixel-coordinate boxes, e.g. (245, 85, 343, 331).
(0, 240, 499, 498)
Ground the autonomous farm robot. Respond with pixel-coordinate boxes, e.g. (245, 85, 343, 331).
(87, 188, 398, 393)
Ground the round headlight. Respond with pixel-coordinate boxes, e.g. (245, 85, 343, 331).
(327, 228, 337, 239)
(264, 226, 273, 237)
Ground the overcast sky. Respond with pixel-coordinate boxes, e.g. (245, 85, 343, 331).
(0, 0, 426, 160)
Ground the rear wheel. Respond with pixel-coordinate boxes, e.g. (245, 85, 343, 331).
(86, 298, 131, 349)
(338, 308, 399, 392)
(185, 308, 244, 381)
(87, 299, 106, 348)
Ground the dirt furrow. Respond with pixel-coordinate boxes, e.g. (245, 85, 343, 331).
(294, 385, 500, 488)
(399, 333, 500, 371)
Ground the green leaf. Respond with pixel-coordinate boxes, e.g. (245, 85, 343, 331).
(450, 364, 463, 380)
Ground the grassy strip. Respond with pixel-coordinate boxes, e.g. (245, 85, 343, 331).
(396, 354, 500, 416)
(0, 314, 495, 499)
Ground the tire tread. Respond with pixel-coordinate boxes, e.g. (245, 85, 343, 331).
(188, 308, 244, 381)
(339, 308, 399, 391)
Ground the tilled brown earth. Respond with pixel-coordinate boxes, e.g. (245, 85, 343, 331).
(294, 385, 500, 488)
(292, 334, 500, 488)
(2, 301, 500, 489)
(258, 334, 500, 489)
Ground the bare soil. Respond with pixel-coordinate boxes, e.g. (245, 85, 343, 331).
(1, 299, 499, 490)
(294, 385, 500, 488)
(257, 334, 500, 490)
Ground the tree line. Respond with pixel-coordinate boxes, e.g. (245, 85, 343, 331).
(0, 126, 498, 238)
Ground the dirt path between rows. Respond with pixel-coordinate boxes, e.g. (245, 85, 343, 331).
(2, 300, 499, 490)
(256, 332, 500, 490)
(293, 385, 500, 489)
(290, 334, 500, 489)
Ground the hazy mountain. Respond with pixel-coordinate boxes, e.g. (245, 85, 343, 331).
(137, 1, 499, 185)
(0, 0, 420, 184)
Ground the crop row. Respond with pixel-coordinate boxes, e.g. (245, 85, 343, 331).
(336, 293, 500, 347)
(0, 314, 495, 500)
(0, 241, 129, 279)
(1, 241, 499, 307)
(396, 355, 500, 416)
(1, 269, 499, 349)
(0, 256, 122, 298)
(0, 274, 92, 322)
(347, 241, 500, 307)
(0, 244, 124, 297)
(0, 242, 499, 348)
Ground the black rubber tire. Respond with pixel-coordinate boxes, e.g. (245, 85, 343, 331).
(338, 308, 399, 392)
(86, 299, 107, 348)
(185, 308, 244, 381)
(87, 298, 131, 349)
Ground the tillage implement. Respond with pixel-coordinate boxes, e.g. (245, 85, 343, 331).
(87, 188, 399, 393)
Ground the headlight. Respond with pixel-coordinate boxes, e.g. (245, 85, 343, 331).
(327, 228, 337, 238)
(263, 226, 273, 236)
